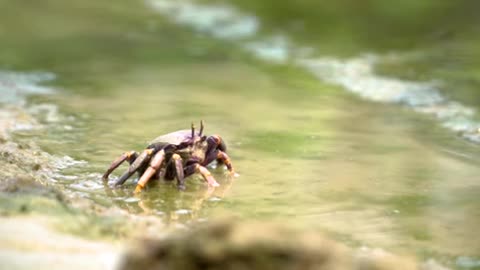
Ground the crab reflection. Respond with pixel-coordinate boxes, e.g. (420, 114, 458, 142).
(103, 169, 236, 225)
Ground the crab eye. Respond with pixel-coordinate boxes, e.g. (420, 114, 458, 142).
(200, 136, 207, 142)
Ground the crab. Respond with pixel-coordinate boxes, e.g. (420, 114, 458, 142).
(102, 121, 235, 193)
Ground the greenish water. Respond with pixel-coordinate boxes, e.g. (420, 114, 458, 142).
(1, 0, 480, 268)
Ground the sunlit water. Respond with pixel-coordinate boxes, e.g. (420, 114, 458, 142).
(1, 0, 480, 269)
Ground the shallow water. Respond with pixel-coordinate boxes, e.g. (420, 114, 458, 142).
(1, 0, 480, 268)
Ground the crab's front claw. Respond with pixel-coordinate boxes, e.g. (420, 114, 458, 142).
(215, 151, 235, 176)
(206, 135, 226, 153)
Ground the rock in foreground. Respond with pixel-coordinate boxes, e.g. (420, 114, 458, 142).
(119, 219, 445, 270)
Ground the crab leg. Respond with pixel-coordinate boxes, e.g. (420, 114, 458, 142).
(184, 163, 220, 187)
(203, 149, 235, 174)
(134, 149, 165, 193)
(114, 148, 154, 187)
(172, 154, 186, 190)
(102, 151, 138, 181)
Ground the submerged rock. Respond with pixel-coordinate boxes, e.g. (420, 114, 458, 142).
(119, 219, 442, 270)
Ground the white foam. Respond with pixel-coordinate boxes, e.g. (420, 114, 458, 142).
(53, 155, 88, 170)
(299, 56, 444, 106)
(244, 35, 290, 63)
(148, 0, 258, 40)
(28, 103, 61, 122)
(0, 71, 56, 105)
(456, 256, 480, 269)
(299, 55, 480, 142)
(148, 0, 289, 63)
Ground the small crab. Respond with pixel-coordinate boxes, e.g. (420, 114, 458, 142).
(102, 121, 235, 193)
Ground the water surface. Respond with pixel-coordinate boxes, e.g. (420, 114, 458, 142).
(1, 0, 480, 268)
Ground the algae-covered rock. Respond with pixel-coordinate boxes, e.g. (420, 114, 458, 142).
(0, 140, 54, 183)
(119, 219, 438, 270)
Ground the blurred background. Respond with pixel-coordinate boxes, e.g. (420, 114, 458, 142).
(1, 0, 480, 269)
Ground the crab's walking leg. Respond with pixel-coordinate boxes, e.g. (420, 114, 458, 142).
(157, 168, 166, 179)
(172, 154, 186, 190)
(134, 149, 165, 194)
(185, 163, 220, 187)
(114, 148, 154, 187)
(102, 151, 138, 181)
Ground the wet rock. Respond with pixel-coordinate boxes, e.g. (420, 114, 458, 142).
(0, 143, 62, 207)
(119, 219, 442, 270)
(0, 141, 53, 182)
